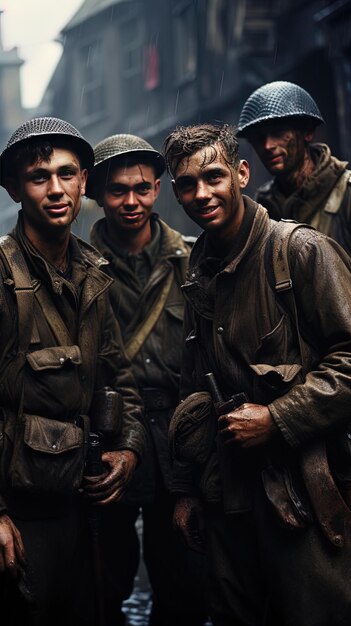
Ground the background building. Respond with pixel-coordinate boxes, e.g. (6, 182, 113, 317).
(1, 0, 350, 239)
(0, 10, 35, 234)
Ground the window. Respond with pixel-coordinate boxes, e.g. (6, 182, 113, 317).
(172, 0, 197, 84)
(80, 40, 105, 119)
(120, 16, 143, 77)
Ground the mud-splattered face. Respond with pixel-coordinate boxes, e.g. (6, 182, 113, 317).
(246, 120, 313, 176)
(172, 145, 249, 243)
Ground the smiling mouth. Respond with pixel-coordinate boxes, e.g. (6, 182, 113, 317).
(121, 212, 142, 221)
(197, 206, 218, 215)
(46, 204, 69, 214)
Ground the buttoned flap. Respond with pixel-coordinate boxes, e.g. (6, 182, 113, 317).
(23, 414, 83, 454)
(26, 346, 82, 371)
(249, 363, 302, 389)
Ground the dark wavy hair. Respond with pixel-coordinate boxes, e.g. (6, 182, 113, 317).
(163, 123, 240, 177)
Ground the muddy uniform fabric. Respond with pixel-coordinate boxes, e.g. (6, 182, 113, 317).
(173, 198, 351, 626)
(256, 143, 351, 254)
(0, 212, 145, 626)
(91, 214, 209, 626)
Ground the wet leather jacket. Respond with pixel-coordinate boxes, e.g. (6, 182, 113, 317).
(0, 214, 145, 514)
(175, 197, 351, 514)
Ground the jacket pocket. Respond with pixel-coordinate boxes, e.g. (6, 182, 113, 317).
(24, 346, 83, 418)
(261, 464, 312, 530)
(26, 345, 82, 370)
(249, 362, 303, 403)
(1, 412, 89, 496)
(250, 363, 302, 390)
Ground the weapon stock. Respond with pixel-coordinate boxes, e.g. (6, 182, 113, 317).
(204, 372, 248, 417)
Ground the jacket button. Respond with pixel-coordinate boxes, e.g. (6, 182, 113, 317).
(176, 249, 182, 255)
(145, 358, 151, 364)
(217, 326, 224, 334)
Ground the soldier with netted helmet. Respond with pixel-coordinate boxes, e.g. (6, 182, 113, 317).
(0, 117, 145, 626)
(238, 80, 351, 254)
(86, 132, 210, 626)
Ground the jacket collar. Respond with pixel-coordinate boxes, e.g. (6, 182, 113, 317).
(262, 143, 349, 223)
(11, 211, 112, 298)
(187, 197, 270, 281)
(91, 213, 189, 266)
(182, 198, 270, 319)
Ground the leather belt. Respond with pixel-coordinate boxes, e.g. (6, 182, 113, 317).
(141, 387, 179, 411)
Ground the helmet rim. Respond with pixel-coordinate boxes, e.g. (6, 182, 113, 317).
(0, 117, 94, 187)
(85, 135, 166, 200)
(237, 81, 324, 138)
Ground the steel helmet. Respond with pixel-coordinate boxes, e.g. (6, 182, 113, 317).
(237, 81, 324, 137)
(0, 116, 94, 187)
(85, 133, 166, 199)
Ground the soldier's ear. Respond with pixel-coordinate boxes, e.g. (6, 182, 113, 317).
(238, 160, 250, 189)
(4, 178, 21, 203)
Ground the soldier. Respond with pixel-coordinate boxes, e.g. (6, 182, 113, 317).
(164, 122, 351, 626)
(0, 118, 145, 626)
(86, 134, 209, 626)
(237, 81, 351, 254)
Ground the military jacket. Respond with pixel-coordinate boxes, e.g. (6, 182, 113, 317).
(0, 214, 145, 514)
(91, 215, 192, 498)
(176, 198, 351, 513)
(256, 143, 351, 254)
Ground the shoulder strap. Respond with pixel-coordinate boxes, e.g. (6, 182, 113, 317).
(310, 169, 351, 232)
(268, 220, 315, 374)
(0, 235, 40, 353)
(0, 235, 72, 349)
(34, 286, 73, 345)
(124, 270, 173, 361)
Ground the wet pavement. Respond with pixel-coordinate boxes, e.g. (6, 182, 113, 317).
(122, 554, 152, 625)
(121, 515, 212, 626)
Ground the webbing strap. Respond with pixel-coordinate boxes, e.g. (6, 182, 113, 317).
(125, 270, 173, 362)
(0, 235, 73, 349)
(34, 286, 73, 345)
(310, 169, 351, 232)
(271, 220, 315, 377)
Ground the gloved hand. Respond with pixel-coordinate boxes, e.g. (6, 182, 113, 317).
(0, 514, 26, 577)
(82, 449, 137, 505)
(173, 495, 205, 553)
